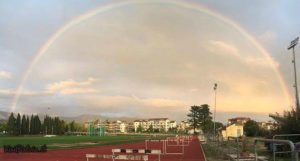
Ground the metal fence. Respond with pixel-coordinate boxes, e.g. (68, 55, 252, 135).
(254, 138, 298, 161)
(201, 134, 243, 160)
(202, 134, 300, 161)
(272, 134, 300, 161)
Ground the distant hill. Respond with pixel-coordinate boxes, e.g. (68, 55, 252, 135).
(62, 114, 140, 123)
(0, 111, 140, 123)
(0, 111, 10, 121)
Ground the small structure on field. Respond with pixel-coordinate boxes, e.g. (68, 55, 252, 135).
(87, 120, 105, 136)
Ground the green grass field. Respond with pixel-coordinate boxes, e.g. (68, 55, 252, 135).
(0, 134, 166, 150)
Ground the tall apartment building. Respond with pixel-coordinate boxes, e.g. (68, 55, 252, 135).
(101, 120, 127, 133)
(133, 120, 148, 132)
(134, 118, 174, 132)
(169, 121, 177, 129)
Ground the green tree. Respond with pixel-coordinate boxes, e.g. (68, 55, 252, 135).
(168, 127, 177, 134)
(73, 121, 83, 132)
(35, 115, 42, 134)
(26, 116, 30, 134)
(65, 124, 69, 132)
(7, 112, 16, 135)
(244, 120, 260, 136)
(69, 120, 75, 132)
(147, 124, 154, 133)
(187, 105, 200, 134)
(48, 117, 65, 135)
(0, 123, 7, 133)
(187, 104, 213, 134)
(202, 121, 223, 134)
(43, 115, 53, 134)
(136, 124, 143, 133)
(42, 116, 66, 135)
(270, 109, 300, 135)
(126, 125, 135, 133)
(198, 104, 213, 133)
(30, 115, 34, 134)
(21, 114, 27, 135)
(160, 127, 166, 133)
(15, 113, 21, 135)
(55, 117, 65, 134)
(29, 115, 41, 134)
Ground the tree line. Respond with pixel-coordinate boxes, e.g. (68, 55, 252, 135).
(270, 109, 300, 139)
(4, 112, 83, 135)
(243, 119, 269, 137)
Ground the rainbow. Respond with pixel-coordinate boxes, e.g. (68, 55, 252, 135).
(11, 0, 292, 111)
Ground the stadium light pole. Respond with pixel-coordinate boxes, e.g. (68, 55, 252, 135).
(45, 107, 50, 135)
(288, 37, 300, 120)
(213, 83, 217, 141)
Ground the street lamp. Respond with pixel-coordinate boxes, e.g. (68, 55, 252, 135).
(213, 83, 217, 141)
(288, 37, 300, 119)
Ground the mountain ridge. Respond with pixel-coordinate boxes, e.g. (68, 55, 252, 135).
(0, 111, 140, 123)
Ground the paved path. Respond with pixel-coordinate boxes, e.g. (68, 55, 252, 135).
(0, 136, 206, 161)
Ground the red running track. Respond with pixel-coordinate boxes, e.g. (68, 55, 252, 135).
(0, 136, 205, 161)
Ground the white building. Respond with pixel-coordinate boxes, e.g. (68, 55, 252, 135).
(85, 119, 128, 133)
(119, 121, 127, 133)
(178, 121, 190, 132)
(148, 118, 170, 132)
(228, 117, 250, 125)
(134, 118, 171, 132)
(258, 121, 277, 130)
(134, 120, 148, 132)
(104, 120, 128, 133)
(222, 123, 244, 139)
(169, 121, 177, 129)
(221, 117, 249, 140)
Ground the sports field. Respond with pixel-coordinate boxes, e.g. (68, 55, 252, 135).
(0, 135, 164, 149)
(0, 135, 205, 161)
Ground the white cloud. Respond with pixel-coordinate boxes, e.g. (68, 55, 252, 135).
(259, 31, 277, 44)
(142, 98, 185, 108)
(74, 95, 187, 119)
(0, 89, 43, 97)
(0, 89, 16, 96)
(79, 95, 186, 109)
(208, 40, 273, 68)
(208, 40, 240, 57)
(46, 77, 98, 94)
(244, 57, 276, 68)
(0, 71, 12, 79)
(189, 88, 198, 92)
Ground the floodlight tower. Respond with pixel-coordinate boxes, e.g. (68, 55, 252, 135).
(288, 37, 300, 119)
(213, 83, 217, 141)
(45, 107, 50, 135)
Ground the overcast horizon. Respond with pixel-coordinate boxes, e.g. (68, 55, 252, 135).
(1, 0, 300, 123)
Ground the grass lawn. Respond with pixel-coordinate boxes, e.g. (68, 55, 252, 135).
(201, 143, 224, 161)
(0, 134, 166, 150)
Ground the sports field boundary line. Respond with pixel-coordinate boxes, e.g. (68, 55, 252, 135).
(198, 136, 207, 161)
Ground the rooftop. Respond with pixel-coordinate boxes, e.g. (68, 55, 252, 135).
(228, 117, 250, 121)
(148, 118, 168, 121)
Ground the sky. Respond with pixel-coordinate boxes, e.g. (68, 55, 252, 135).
(1, 0, 300, 123)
